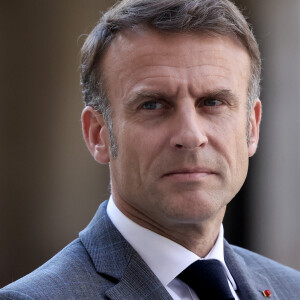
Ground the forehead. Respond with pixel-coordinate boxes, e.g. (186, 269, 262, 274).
(100, 27, 250, 99)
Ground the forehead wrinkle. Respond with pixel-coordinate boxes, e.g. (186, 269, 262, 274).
(123, 53, 231, 71)
(128, 74, 187, 98)
(131, 63, 231, 70)
(118, 63, 232, 88)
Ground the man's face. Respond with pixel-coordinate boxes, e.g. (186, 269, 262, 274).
(96, 28, 260, 231)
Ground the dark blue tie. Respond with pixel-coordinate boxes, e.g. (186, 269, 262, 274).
(178, 259, 235, 299)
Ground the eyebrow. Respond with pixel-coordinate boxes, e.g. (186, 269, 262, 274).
(127, 90, 171, 105)
(198, 89, 239, 102)
(127, 88, 239, 105)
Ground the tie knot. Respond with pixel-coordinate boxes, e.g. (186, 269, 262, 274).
(178, 259, 234, 300)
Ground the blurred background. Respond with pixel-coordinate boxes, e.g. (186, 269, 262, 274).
(1, 0, 299, 287)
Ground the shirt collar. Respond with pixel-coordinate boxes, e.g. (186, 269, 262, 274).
(107, 196, 236, 289)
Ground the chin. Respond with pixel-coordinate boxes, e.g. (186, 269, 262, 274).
(160, 194, 226, 224)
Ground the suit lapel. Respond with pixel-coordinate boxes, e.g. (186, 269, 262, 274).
(79, 201, 172, 300)
(224, 240, 280, 300)
(105, 251, 172, 300)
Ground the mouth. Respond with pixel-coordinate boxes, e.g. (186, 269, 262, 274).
(162, 168, 215, 181)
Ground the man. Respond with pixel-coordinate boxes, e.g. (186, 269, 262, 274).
(1, 0, 299, 299)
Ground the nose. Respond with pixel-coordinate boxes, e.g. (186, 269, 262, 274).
(170, 106, 208, 150)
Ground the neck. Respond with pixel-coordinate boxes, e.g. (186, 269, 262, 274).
(113, 196, 225, 258)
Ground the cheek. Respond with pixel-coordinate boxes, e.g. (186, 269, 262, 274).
(131, 127, 168, 165)
(115, 127, 164, 177)
(209, 118, 249, 178)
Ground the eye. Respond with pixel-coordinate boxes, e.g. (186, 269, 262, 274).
(141, 101, 164, 110)
(203, 99, 222, 107)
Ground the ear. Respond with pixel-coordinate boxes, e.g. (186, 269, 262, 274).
(81, 106, 110, 164)
(248, 98, 262, 157)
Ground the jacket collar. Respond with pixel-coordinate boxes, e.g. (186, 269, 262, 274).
(79, 200, 172, 300)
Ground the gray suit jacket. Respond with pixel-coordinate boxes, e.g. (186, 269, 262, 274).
(1, 201, 299, 299)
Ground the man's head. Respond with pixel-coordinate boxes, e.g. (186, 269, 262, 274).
(81, 0, 261, 249)
(81, 0, 261, 158)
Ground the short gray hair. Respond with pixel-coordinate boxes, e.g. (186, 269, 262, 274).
(80, 0, 261, 154)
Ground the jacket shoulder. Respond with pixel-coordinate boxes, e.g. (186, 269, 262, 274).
(0, 239, 112, 299)
(232, 245, 300, 286)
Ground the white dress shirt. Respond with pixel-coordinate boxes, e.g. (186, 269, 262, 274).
(107, 196, 239, 300)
